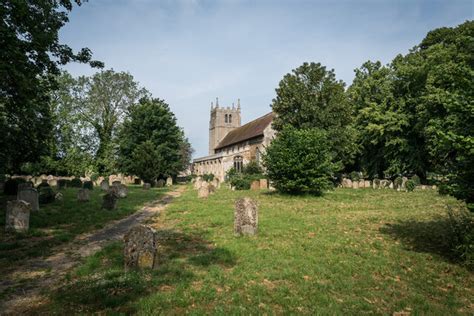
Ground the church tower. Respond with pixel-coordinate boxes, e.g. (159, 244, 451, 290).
(209, 97, 241, 154)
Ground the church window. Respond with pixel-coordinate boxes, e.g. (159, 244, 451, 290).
(229, 114, 232, 123)
(225, 114, 228, 123)
(234, 156, 243, 173)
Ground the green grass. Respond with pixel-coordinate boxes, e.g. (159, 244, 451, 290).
(0, 185, 168, 271)
(41, 187, 474, 314)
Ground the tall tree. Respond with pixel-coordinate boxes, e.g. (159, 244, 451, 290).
(0, 0, 102, 174)
(118, 98, 190, 183)
(271, 62, 356, 168)
(73, 70, 149, 174)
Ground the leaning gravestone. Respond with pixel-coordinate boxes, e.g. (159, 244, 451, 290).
(166, 177, 173, 186)
(250, 180, 260, 190)
(124, 225, 158, 270)
(100, 180, 109, 191)
(198, 182, 209, 199)
(77, 188, 90, 202)
(234, 197, 258, 236)
(102, 190, 118, 210)
(5, 200, 31, 232)
(17, 188, 39, 212)
(143, 183, 151, 190)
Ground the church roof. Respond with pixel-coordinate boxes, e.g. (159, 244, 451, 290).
(215, 112, 274, 150)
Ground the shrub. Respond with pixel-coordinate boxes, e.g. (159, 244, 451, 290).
(230, 175, 252, 190)
(394, 177, 403, 189)
(83, 181, 94, 190)
(439, 183, 450, 196)
(263, 127, 336, 195)
(243, 161, 263, 176)
(202, 173, 214, 182)
(39, 187, 55, 204)
(349, 171, 360, 182)
(406, 180, 416, 192)
(447, 206, 474, 269)
(411, 175, 421, 185)
(3, 178, 26, 195)
(70, 178, 83, 188)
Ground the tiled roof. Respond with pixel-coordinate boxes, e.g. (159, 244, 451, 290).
(215, 112, 274, 150)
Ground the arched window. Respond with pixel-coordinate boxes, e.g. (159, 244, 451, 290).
(229, 114, 232, 123)
(225, 114, 228, 123)
(234, 156, 243, 173)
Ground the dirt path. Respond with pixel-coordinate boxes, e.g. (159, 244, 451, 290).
(0, 186, 186, 315)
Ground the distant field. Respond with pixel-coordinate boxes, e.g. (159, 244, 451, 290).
(41, 186, 473, 314)
(0, 185, 168, 273)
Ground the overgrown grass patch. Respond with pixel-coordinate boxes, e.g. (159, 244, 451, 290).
(0, 185, 168, 271)
(43, 187, 473, 314)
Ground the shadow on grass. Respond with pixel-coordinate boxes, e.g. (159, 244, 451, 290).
(47, 229, 236, 314)
(379, 216, 457, 263)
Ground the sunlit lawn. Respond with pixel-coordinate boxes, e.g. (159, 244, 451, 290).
(41, 186, 473, 315)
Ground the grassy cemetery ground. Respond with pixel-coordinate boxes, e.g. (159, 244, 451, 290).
(31, 185, 473, 315)
(0, 185, 169, 277)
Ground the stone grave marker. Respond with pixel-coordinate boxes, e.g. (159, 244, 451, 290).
(143, 183, 151, 190)
(198, 182, 209, 198)
(250, 180, 260, 190)
(102, 190, 118, 210)
(77, 188, 90, 202)
(17, 187, 39, 212)
(100, 180, 109, 191)
(234, 197, 258, 236)
(5, 200, 31, 232)
(166, 177, 173, 186)
(156, 179, 165, 188)
(259, 179, 268, 189)
(124, 225, 158, 270)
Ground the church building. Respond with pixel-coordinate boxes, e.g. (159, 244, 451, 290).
(192, 98, 276, 182)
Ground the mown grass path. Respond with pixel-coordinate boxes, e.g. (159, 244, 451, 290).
(0, 185, 185, 315)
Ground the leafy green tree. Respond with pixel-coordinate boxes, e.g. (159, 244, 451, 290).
(119, 98, 189, 182)
(263, 127, 336, 195)
(271, 62, 356, 168)
(0, 0, 102, 174)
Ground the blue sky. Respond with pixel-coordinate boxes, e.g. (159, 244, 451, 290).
(60, 0, 473, 158)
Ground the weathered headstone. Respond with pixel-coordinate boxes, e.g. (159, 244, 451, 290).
(364, 180, 371, 188)
(352, 181, 359, 189)
(77, 188, 90, 202)
(102, 190, 118, 210)
(401, 177, 408, 191)
(5, 200, 31, 232)
(194, 178, 202, 190)
(250, 180, 260, 190)
(234, 197, 258, 236)
(342, 178, 352, 188)
(156, 179, 165, 188)
(211, 178, 220, 189)
(55, 192, 63, 201)
(18, 182, 33, 191)
(259, 179, 268, 189)
(17, 188, 39, 212)
(198, 182, 209, 198)
(143, 183, 151, 190)
(166, 177, 173, 186)
(124, 225, 158, 270)
(115, 184, 128, 198)
(358, 180, 365, 189)
(100, 180, 109, 191)
(389, 182, 394, 189)
(380, 180, 390, 189)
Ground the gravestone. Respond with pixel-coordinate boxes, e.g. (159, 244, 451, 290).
(156, 179, 165, 188)
(250, 180, 260, 190)
(401, 177, 408, 190)
(17, 188, 39, 212)
(112, 180, 121, 186)
(380, 180, 390, 189)
(55, 192, 63, 201)
(166, 177, 173, 186)
(102, 190, 118, 210)
(115, 184, 128, 198)
(48, 179, 57, 187)
(234, 197, 258, 236)
(198, 182, 209, 198)
(208, 183, 216, 194)
(343, 178, 352, 188)
(18, 182, 33, 191)
(5, 200, 31, 232)
(194, 178, 202, 190)
(77, 188, 90, 202)
(100, 180, 109, 191)
(211, 178, 220, 189)
(389, 182, 394, 189)
(358, 180, 365, 188)
(352, 181, 359, 189)
(124, 225, 158, 270)
(259, 179, 268, 189)
(364, 180, 371, 188)
(143, 183, 151, 190)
